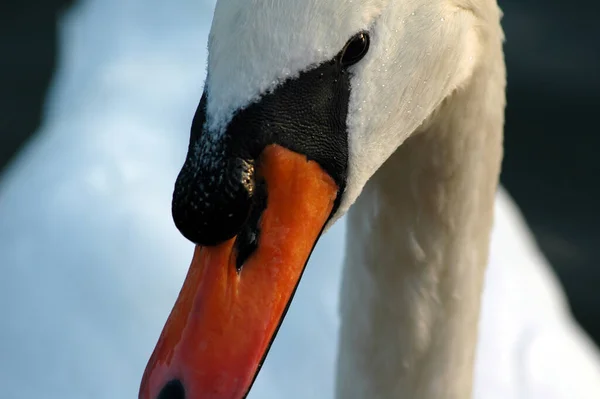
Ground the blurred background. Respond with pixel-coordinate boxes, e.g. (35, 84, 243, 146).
(1, 0, 598, 397)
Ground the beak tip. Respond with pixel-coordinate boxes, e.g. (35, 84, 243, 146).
(156, 379, 186, 399)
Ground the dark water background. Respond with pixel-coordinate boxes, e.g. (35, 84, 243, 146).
(1, 0, 598, 345)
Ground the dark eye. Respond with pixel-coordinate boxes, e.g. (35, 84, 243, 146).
(340, 32, 370, 67)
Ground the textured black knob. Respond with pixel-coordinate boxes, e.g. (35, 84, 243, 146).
(172, 154, 255, 247)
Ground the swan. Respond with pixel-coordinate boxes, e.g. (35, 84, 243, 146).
(0, 0, 599, 399)
(137, 0, 600, 398)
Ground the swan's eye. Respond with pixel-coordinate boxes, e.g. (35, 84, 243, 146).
(340, 32, 370, 67)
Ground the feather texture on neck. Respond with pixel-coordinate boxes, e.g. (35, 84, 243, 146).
(336, 10, 506, 397)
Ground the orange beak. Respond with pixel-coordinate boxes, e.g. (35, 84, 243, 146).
(139, 145, 338, 399)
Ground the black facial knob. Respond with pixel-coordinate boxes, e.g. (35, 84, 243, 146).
(172, 154, 255, 247)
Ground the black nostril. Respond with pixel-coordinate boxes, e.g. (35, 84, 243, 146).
(234, 178, 268, 270)
(157, 379, 185, 399)
(172, 155, 255, 246)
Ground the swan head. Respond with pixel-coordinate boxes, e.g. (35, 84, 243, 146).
(140, 1, 498, 398)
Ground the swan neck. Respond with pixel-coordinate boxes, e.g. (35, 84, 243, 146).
(336, 47, 506, 398)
